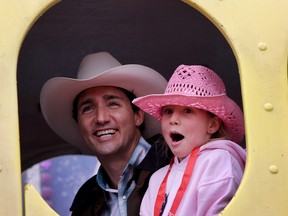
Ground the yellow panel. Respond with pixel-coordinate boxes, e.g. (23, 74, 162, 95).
(1, 0, 288, 215)
(24, 184, 59, 216)
(0, 0, 60, 215)
(183, 0, 288, 215)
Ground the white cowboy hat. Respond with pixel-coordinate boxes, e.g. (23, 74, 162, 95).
(133, 65, 245, 144)
(40, 52, 168, 152)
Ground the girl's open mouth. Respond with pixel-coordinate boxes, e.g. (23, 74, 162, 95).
(170, 132, 184, 142)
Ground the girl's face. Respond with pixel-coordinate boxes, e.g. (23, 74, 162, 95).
(161, 105, 219, 162)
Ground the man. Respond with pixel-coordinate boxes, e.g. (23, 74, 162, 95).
(40, 52, 169, 215)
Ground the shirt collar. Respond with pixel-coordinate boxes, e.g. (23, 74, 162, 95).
(97, 137, 151, 191)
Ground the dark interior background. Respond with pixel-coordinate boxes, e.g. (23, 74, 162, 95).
(17, 0, 242, 171)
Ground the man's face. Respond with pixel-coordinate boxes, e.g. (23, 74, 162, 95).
(76, 86, 144, 158)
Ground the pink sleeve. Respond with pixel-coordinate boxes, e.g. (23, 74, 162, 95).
(139, 186, 153, 216)
(195, 147, 244, 216)
(140, 166, 168, 216)
(197, 178, 239, 216)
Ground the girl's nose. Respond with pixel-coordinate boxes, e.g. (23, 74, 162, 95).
(170, 113, 180, 125)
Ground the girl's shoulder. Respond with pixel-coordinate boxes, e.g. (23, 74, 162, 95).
(200, 140, 246, 160)
(151, 163, 170, 178)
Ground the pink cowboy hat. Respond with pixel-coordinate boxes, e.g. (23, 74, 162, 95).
(40, 52, 167, 152)
(133, 65, 245, 144)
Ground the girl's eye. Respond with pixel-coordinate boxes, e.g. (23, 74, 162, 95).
(184, 108, 193, 114)
(162, 108, 172, 115)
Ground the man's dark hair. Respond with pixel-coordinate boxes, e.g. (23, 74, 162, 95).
(72, 87, 145, 133)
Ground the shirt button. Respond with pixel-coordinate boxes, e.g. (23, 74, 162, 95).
(122, 195, 127, 200)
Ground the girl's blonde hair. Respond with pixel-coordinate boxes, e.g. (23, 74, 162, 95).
(207, 112, 231, 141)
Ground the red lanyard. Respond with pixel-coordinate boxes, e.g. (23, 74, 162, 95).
(154, 147, 200, 216)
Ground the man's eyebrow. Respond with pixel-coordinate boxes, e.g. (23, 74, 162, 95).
(103, 94, 123, 100)
(78, 94, 124, 108)
(78, 98, 93, 108)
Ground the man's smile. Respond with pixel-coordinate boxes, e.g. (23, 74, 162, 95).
(94, 129, 117, 137)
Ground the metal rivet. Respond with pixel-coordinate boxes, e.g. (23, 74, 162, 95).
(264, 103, 273, 111)
(258, 42, 267, 51)
(269, 165, 278, 174)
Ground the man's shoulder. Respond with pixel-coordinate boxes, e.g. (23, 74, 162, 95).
(69, 174, 102, 211)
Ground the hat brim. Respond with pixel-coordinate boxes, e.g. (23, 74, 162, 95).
(40, 64, 167, 152)
(133, 93, 245, 144)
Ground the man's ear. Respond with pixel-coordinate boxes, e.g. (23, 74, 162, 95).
(207, 116, 221, 134)
(135, 109, 145, 127)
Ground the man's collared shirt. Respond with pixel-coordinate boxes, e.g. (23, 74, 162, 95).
(96, 137, 151, 216)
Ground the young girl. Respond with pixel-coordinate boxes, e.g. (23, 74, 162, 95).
(132, 65, 246, 216)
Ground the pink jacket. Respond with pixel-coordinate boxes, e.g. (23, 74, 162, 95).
(140, 140, 246, 216)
